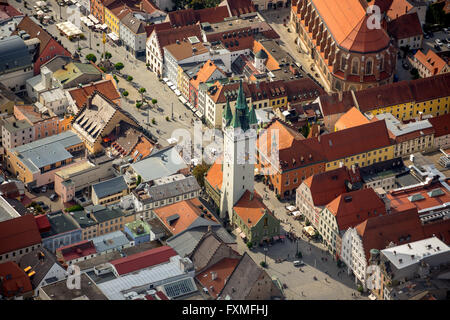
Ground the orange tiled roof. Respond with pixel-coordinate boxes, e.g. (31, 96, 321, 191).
(335, 106, 370, 130)
(205, 156, 223, 191)
(311, 0, 390, 52)
(386, 0, 413, 20)
(130, 136, 155, 162)
(153, 199, 216, 235)
(304, 166, 361, 206)
(167, 6, 229, 26)
(387, 12, 423, 40)
(196, 257, 240, 298)
(0, 261, 33, 297)
(326, 188, 387, 231)
(224, 0, 256, 17)
(190, 60, 225, 90)
(153, 24, 202, 54)
(68, 80, 120, 109)
(252, 40, 280, 71)
(428, 113, 450, 138)
(414, 49, 448, 76)
(233, 190, 271, 228)
(387, 180, 450, 213)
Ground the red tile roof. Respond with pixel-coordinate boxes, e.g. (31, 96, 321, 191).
(319, 91, 355, 117)
(57, 240, 97, 262)
(144, 22, 171, 37)
(387, 12, 423, 39)
(335, 106, 370, 130)
(355, 207, 426, 262)
(153, 24, 202, 54)
(153, 199, 216, 235)
(233, 190, 272, 228)
(354, 81, 414, 112)
(414, 49, 448, 76)
(110, 246, 177, 276)
(0, 2, 23, 19)
(167, 6, 230, 26)
(68, 80, 120, 109)
(304, 167, 361, 206)
(34, 214, 51, 233)
(205, 156, 223, 191)
(0, 262, 33, 297)
(387, 180, 450, 213)
(224, 0, 256, 17)
(326, 188, 387, 231)
(0, 215, 42, 255)
(13, 16, 59, 56)
(319, 120, 391, 161)
(408, 73, 450, 103)
(386, 0, 413, 20)
(196, 257, 240, 298)
(428, 113, 450, 138)
(190, 60, 225, 90)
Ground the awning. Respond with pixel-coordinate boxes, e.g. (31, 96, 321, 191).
(166, 81, 173, 87)
(108, 32, 119, 41)
(286, 205, 296, 212)
(174, 89, 181, 96)
(169, 85, 177, 91)
(273, 236, 279, 241)
(178, 96, 187, 104)
(292, 211, 301, 217)
(88, 14, 99, 25)
(279, 235, 286, 239)
(235, 227, 241, 234)
(303, 226, 315, 237)
(368, 294, 377, 300)
(195, 111, 202, 118)
(162, 78, 169, 83)
(239, 232, 246, 239)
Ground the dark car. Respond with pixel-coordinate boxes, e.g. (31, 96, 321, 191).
(402, 62, 410, 70)
(50, 193, 58, 201)
(434, 44, 442, 51)
(36, 201, 45, 207)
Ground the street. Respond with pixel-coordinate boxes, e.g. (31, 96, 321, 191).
(16, 0, 197, 146)
(232, 181, 368, 300)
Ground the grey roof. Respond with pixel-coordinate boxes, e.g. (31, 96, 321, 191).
(2, 117, 33, 133)
(139, 176, 200, 203)
(18, 247, 64, 289)
(255, 49, 268, 59)
(92, 231, 130, 253)
(11, 131, 82, 173)
(0, 36, 32, 73)
(41, 55, 74, 72)
(87, 205, 125, 223)
(167, 226, 235, 258)
(130, 146, 188, 183)
(219, 252, 276, 299)
(92, 176, 128, 199)
(68, 210, 97, 228)
(375, 113, 433, 137)
(120, 12, 146, 34)
(42, 211, 80, 237)
(40, 273, 108, 300)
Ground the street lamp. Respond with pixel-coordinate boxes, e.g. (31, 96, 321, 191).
(264, 247, 268, 265)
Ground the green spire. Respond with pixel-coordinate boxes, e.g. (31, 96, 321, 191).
(248, 104, 257, 125)
(223, 99, 233, 127)
(229, 80, 251, 131)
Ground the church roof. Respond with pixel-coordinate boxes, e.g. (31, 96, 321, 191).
(223, 99, 233, 127)
(228, 80, 253, 131)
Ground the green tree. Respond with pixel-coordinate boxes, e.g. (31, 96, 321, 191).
(139, 87, 146, 101)
(99, 66, 106, 72)
(136, 175, 142, 186)
(151, 98, 157, 105)
(86, 53, 97, 63)
(260, 261, 267, 268)
(247, 241, 253, 249)
(105, 51, 112, 59)
(152, 118, 156, 125)
(115, 62, 124, 71)
(136, 101, 143, 108)
(65, 204, 83, 212)
(127, 75, 133, 82)
(122, 90, 129, 97)
(166, 116, 170, 121)
(192, 163, 211, 188)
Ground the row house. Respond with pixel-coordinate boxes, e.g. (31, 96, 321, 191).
(373, 113, 435, 157)
(387, 12, 423, 50)
(428, 113, 450, 149)
(410, 49, 449, 79)
(189, 60, 226, 109)
(296, 166, 362, 229)
(290, 0, 396, 92)
(129, 174, 201, 220)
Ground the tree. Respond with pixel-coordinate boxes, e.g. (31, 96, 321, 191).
(410, 68, 420, 80)
(105, 51, 112, 59)
(86, 53, 97, 63)
(127, 75, 133, 82)
(80, 34, 86, 40)
(136, 175, 142, 186)
(65, 204, 83, 212)
(113, 75, 119, 84)
(99, 66, 106, 72)
(357, 285, 364, 293)
(151, 98, 157, 106)
(115, 62, 124, 71)
(166, 116, 170, 121)
(136, 101, 143, 108)
(192, 163, 211, 188)
(139, 87, 146, 101)
(247, 241, 253, 249)
(260, 261, 267, 268)
(152, 118, 156, 125)
(122, 90, 129, 97)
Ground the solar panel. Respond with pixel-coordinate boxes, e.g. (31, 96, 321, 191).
(163, 278, 196, 298)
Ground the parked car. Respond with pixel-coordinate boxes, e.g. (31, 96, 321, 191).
(41, 186, 47, 193)
(32, 187, 40, 193)
(443, 27, 449, 34)
(402, 61, 410, 70)
(447, 43, 450, 49)
(435, 39, 443, 46)
(50, 193, 58, 201)
(42, 204, 50, 211)
(434, 44, 442, 51)
(424, 33, 430, 39)
(293, 260, 305, 267)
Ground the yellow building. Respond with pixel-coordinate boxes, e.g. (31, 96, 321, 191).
(356, 73, 450, 121)
(322, 120, 395, 171)
(104, 5, 129, 37)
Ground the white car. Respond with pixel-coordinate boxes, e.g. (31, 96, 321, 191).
(435, 39, 443, 46)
